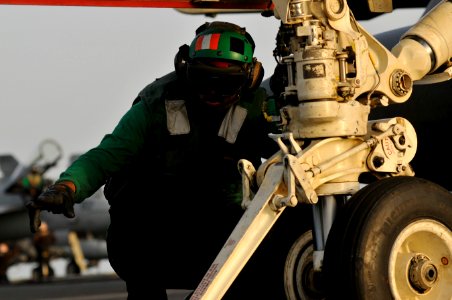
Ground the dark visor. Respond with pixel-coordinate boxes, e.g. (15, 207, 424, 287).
(186, 60, 249, 94)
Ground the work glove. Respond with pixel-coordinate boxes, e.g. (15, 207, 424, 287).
(26, 182, 76, 233)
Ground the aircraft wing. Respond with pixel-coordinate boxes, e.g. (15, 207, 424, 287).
(0, 0, 431, 21)
(0, 0, 273, 9)
(0, 155, 19, 179)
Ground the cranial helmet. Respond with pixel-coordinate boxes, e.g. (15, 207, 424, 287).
(174, 21, 264, 98)
(190, 21, 254, 64)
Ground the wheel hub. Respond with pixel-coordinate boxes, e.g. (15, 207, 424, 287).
(408, 254, 438, 293)
(389, 219, 452, 300)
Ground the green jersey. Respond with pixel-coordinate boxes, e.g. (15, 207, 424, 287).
(58, 71, 278, 206)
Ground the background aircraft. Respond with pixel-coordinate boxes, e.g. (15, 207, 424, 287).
(0, 139, 109, 281)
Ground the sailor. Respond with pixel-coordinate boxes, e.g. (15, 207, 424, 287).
(27, 21, 279, 299)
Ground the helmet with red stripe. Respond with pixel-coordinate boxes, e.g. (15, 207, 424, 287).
(177, 21, 263, 107)
(189, 22, 254, 64)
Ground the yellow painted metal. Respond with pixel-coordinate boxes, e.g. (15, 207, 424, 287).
(68, 231, 87, 272)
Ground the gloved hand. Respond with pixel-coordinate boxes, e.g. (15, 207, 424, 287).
(26, 182, 76, 233)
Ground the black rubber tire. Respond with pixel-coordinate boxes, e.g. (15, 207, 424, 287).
(323, 176, 452, 300)
(224, 203, 313, 300)
(66, 259, 81, 275)
(284, 230, 325, 300)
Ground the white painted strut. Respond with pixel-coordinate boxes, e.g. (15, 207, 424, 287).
(190, 163, 287, 300)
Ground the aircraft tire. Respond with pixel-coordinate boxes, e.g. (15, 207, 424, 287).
(223, 203, 313, 300)
(66, 259, 81, 275)
(322, 176, 452, 300)
(284, 230, 325, 300)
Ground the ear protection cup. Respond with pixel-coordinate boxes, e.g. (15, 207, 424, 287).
(174, 44, 190, 78)
(247, 58, 264, 90)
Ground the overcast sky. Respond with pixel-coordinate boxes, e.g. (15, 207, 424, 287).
(0, 5, 424, 178)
